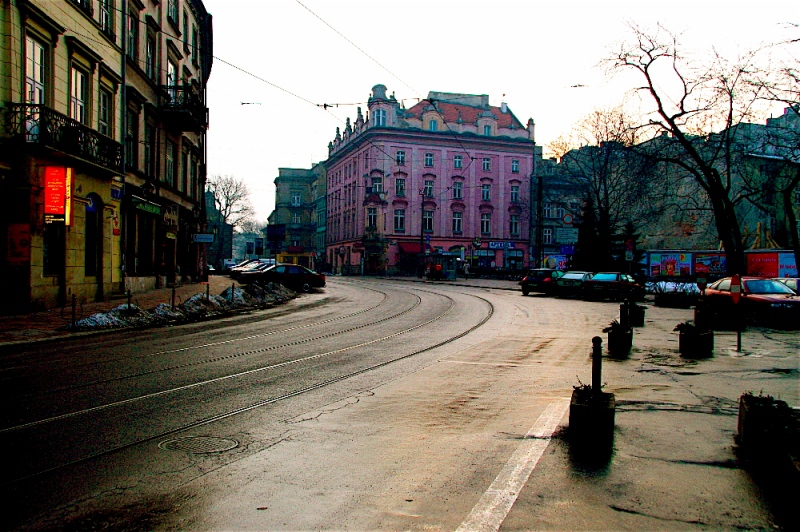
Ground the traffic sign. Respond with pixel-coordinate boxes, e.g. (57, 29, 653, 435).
(730, 274, 741, 304)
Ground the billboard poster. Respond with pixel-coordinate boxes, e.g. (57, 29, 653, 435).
(543, 254, 568, 269)
(746, 252, 779, 278)
(650, 252, 692, 277)
(778, 252, 797, 278)
(694, 253, 726, 276)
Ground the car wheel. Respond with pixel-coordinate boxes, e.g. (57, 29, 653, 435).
(522, 289, 529, 296)
(301, 282, 311, 293)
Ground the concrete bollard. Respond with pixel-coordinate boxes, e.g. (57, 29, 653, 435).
(569, 336, 616, 457)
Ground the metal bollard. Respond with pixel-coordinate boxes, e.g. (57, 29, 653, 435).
(619, 300, 630, 328)
(206, 283, 210, 301)
(231, 283, 235, 302)
(171, 285, 176, 309)
(71, 294, 77, 329)
(592, 336, 603, 393)
(127, 289, 132, 312)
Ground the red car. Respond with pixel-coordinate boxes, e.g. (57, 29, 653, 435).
(704, 276, 800, 329)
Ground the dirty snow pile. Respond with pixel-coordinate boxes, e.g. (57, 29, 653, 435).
(69, 282, 297, 331)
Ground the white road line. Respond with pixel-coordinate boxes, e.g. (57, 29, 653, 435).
(442, 360, 541, 367)
(456, 398, 570, 532)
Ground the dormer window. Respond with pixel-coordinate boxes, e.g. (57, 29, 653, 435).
(373, 109, 386, 127)
(483, 124, 492, 136)
(429, 120, 438, 132)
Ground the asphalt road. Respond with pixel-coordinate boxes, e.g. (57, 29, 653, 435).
(2, 277, 797, 530)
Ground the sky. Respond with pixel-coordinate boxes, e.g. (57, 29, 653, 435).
(202, 0, 796, 223)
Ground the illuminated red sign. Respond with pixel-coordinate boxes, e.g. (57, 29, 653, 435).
(44, 167, 66, 217)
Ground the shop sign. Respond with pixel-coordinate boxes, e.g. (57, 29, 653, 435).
(44, 167, 73, 225)
(132, 196, 162, 215)
(163, 206, 179, 227)
(7, 223, 31, 265)
(111, 186, 123, 201)
(166, 231, 177, 240)
(192, 233, 215, 243)
(488, 241, 516, 250)
(556, 228, 578, 244)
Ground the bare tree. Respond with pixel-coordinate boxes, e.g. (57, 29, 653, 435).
(551, 106, 662, 270)
(608, 24, 768, 274)
(206, 174, 254, 266)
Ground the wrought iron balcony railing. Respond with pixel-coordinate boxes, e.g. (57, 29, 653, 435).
(159, 85, 208, 131)
(6, 103, 123, 173)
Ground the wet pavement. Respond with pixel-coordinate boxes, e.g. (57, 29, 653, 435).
(2, 273, 797, 529)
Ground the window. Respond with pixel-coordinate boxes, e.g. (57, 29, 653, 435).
(181, 148, 189, 192)
(190, 155, 198, 199)
(167, 60, 178, 88)
(512, 159, 520, 173)
(72, 0, 94, 16)
(291, 193, 301, 206)
(424, 153, 434, 167)
(483, 124, 492, 136)
(396, 150, 405, 165)
(543, 228, 553, 244)
(556, 204, 565, 219)
(423, 210, 433, 232)
(452, 181, 462, 200)
(452, 212, 463, 233)
(25, 36, 46, 104)
(510, 185, 519, 202)
(126, 108, 138, 168)
(167, 0, 178, 24)
(482, 157, 491, 171)
(126, 12, 138, 60)
(481, 213, 491, 235)
(99, 0, 113, 37)
(292, 213, 301, 224)
(394, 209, 405, 232)
(98, 89, 112, 136)
(424, 180, 434, 197)
(367, 207, 377, 228)
(165, 140, 176, 187)
(395, 178, 405, 197)
(143, 122, 155, 177)
(183, 12, 189, 50)
(191, 26, 198, 64)
(454, 155, 462, 169)
(510, 214, 520, 236)
(543, 203, 553, 218)
(70, 67, 87, 123)
(373, 108, 386, 127)
(371, 177, 383, 192)
(145, 36, 156, 79)
(481, 184, 491, 201)
(429, 120, 438, 131)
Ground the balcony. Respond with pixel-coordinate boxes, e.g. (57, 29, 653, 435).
(6, 103, 123, 174)
(159, 85, 208, 132)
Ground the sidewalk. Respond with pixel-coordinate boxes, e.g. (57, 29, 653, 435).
(0, 275, 236, 347)
(0, 275, 519, 347)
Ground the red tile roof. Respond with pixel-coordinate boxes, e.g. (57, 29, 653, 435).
(406, 99, 525, 130)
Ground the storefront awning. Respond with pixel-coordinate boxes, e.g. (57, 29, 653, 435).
(398, 242, 429, 254)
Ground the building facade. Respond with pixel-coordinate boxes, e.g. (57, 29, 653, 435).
(0, 0, 212, 313)
(324, 85, 537, 275)
(267, 165, 323, 269)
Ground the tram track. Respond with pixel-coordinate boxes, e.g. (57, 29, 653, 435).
(3, 287, 494, 486)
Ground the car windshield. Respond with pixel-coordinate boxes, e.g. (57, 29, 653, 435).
(590, 273, 618, 281)
(562, 273, 586, 280)
(745, 279, 796, 294)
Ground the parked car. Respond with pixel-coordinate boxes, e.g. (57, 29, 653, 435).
(704, 276, 800, 328)
(554, 271, 591, 297)
(230, 261, 272, 280)
(583, 272, 645, 301)
(772, 277, 800, 294)
(238, 263, 326, 292)
(519, 269, 564, 296)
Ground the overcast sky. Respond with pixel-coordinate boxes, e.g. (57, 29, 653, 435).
(202, 0, 796, 223)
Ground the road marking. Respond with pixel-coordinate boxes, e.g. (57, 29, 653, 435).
(442, 360, 541, 367)
(456, 398, 570, 532)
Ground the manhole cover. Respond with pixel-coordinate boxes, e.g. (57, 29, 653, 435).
(158, 436, 239, 454)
